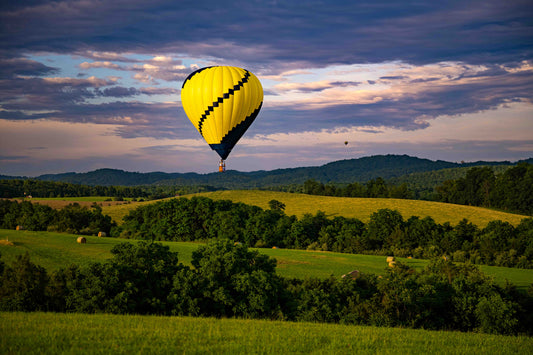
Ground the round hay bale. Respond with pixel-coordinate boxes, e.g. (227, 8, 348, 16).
(386, 256, 395, 263)
(16, 225, 24, 231)
(77, 237, 87, 244)
(272, 246, 278, 249)
(347, 270, 360, 280)
(98, 231, 106, 237)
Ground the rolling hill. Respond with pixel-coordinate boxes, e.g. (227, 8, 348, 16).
(3, 154, 530, 188)
(97, 190, 530, 227)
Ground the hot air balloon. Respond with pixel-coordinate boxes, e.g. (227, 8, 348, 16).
(344, 141, 348, 146)
(181, 66, 263, 172)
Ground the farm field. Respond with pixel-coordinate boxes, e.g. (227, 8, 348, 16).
(191, 190, 530, 227)
(93, 190, 529, 227)
(1, 312, 531, 354)
(14, 196, 136, 210)
(1, 229, 531, 290)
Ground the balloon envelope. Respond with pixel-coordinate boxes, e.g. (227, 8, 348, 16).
(181, 66, 263, 160)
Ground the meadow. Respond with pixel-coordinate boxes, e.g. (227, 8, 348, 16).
(2, 194, 532, 353)
(1, 312, 531, 354)
(94, 190, 529, 226)
(1, 229, 531, 290)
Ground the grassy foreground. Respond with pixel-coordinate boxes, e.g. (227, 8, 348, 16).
(1, 229, 532, 290)
(1, 312, 531, 354)
(98, 190, 529, 227)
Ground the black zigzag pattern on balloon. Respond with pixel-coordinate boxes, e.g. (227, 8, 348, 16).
(209, 102, 262, 160)
(198, 70, 251, 136)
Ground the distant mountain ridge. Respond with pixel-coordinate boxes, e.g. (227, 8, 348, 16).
(2, 155, 531, 188)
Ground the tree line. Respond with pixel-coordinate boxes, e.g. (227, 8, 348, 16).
(0, 240, 531, 335)
(118, 197, 533, 269)
(0, 200, 115, 235)
(300, 177, 414, 199)
(0, 179, 217, 200)
(435, 163, 533, 215)
(298, 163, 533, 216)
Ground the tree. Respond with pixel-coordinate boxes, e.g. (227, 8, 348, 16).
(268, 199, 286, 211)
(0, 253, 49, 311)
(66, 241, 181, 314)
(364, 209, 404, 250)
(170, 239, 283, 318)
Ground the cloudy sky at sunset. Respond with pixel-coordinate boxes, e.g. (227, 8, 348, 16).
(1, 0, 532, 176)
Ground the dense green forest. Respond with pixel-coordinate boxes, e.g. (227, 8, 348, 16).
(1, 240, 531, 335)
(435, 163, 533, 215)
(295, 163, 532, 216)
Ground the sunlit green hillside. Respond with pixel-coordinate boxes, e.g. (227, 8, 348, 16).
(99, 190, 528, 227)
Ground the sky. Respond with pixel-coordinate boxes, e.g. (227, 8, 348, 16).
(0, 0, 532, 176)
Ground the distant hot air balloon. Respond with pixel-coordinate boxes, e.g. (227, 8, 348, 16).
(344, 141, 348, 146)
(181, 66, 263, 172)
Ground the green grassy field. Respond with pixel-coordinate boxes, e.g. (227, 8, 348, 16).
(1, 229, 531, 290)
(98, 190, 529, 227)
(1, 312, 531, 354)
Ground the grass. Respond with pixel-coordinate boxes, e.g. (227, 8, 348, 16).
(94, 190, 529, 227)
(16, 196, 138, 211)
(191, 190, 530, 227)
(1, 312, 531, 354)
(1, 229, 531, 290)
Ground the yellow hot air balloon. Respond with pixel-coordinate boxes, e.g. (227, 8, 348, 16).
(181, 66, 263, 172)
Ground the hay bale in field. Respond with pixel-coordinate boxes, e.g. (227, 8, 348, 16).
(388, 261, 396, 268)
(342, 270, 360, 279)
(77, 237, 86, 244)
(16, 225, 24, 231)
(272, 246, 278, 249)
(386, 256, 395, 263)
(407, 256, 413, 259)
(98, 231, 106, 237)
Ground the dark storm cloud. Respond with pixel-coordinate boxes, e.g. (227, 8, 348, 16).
(1, 1, 531, 69)
(0, 57, 59, 77)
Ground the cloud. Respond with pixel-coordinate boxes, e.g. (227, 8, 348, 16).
(274, 80, 360, 93)
(131, 57, 191, 83)
(79, 61, 123, 70)
(2, 1, 531, 69)
(0, 57, 59, 77)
